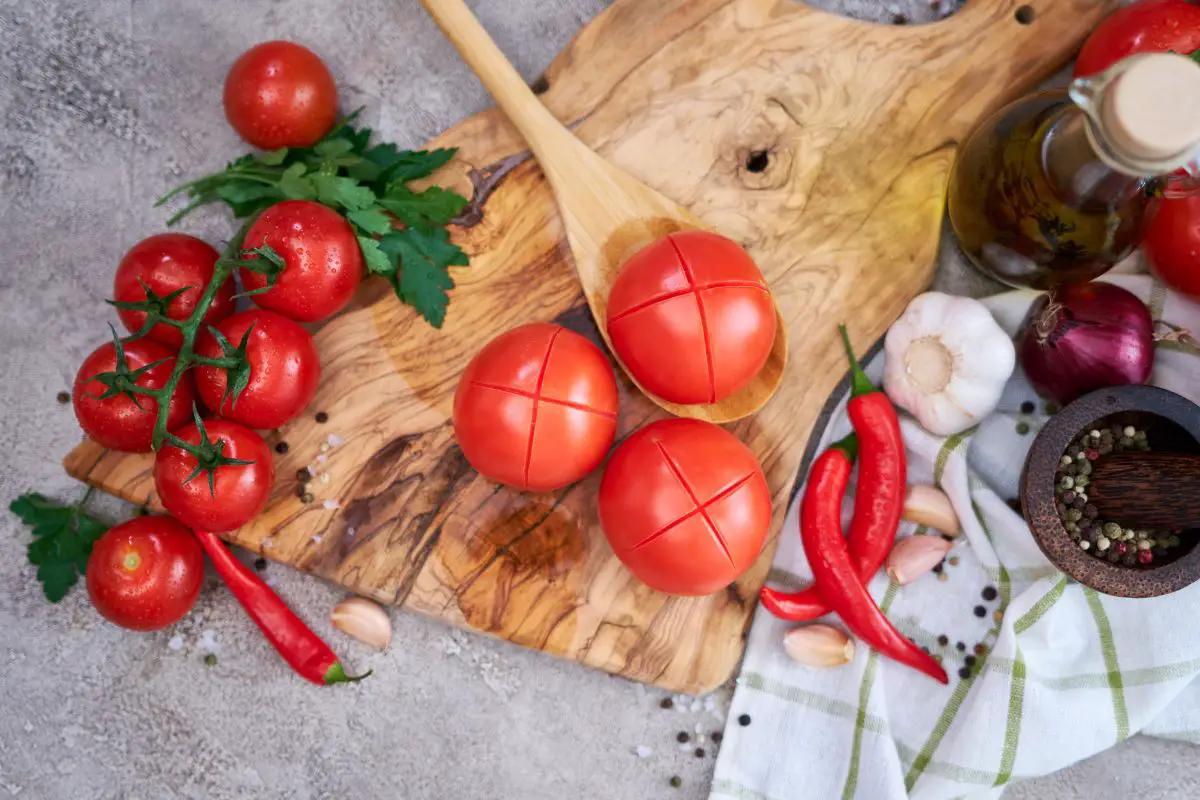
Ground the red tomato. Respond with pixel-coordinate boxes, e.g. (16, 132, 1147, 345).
(223, 41, 338, 150)
(454, 323, 619, 491)
(606, 231, 776, 405)
(113, 233, 236, 348)
(194, 309, 321, 429)
(1144, 194, 1200, 299)
(598, 418, 771, 596)
(1075, 0, 1200, 77)
(73, 339, 195, 452)
(241, 200, 363, 322)
(86, 516, 204, 631)
(154, 419, 274, 532)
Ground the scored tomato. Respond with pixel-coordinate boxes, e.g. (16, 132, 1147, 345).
(241, 200, 364, 322)
(598, 418, 771, 596)
(1143, 195, 1200, 300)
(194, 309, 321, 429)
(86, 516, 204, 631)
(1074, 0, 1200, 77)
(154, 418, 274, 532)
(223, 41, 338, 150)
(73, 339, 195, 452)
(113, 233, 236, 348)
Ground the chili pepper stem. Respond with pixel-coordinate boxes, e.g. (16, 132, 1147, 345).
(324, 663, 374, 685)
(838, 323, 877, 398)
(828, 433, 859, 462)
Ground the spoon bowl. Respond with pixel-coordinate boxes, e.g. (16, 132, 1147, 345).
(419, 0, 787, 423)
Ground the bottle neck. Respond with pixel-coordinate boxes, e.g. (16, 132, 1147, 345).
(1042, 104, 1151, 208)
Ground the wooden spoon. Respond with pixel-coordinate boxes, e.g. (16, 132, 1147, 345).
(418, 0, 787, 423)
(1087, 452, 1200, 530)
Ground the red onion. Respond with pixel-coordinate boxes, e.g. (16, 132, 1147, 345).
(1018, 282, 1154, 405)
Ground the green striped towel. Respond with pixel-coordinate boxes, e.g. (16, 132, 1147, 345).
(712, 275, 1200, 799)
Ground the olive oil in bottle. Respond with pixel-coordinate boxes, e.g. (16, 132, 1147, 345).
(948, 53, 1200, 290)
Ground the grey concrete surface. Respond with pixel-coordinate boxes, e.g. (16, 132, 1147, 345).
(1, 0, 1196, 798)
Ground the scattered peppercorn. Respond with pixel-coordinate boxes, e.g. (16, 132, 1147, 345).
(694, 748, 706, 759)
(1016, 422, 1030, 435)
(301, 492, 315, 504)
(1045, 403, 1059, 415)
(660, 698, 674, 710)
(56, 390, 70, 405)
(296, 468, 311, 483)
(738, 714, 751, 727)
(892, 12, 908, 24)
(973, 605, 986, 618)
(982, 586, 998, 601)
(948, 557, 960, 567)
(964, 655, 977, 667)
(932, 561, 944, 574)
(204, 653, 217, 666)
(275, 441, 289, 455)
(254, 558, 267, 572)
(956, 642, 966, 652)
(677, 732, 689, 743)
(712, 732, 723, 744)
(1020, 401, 1035, 414)
(958, 666, 971, 680)
(315, 411, 329, 423)
(974, 643, 987, 655)
(993, 610, 1004, 623)
(670, 776, 682, 789)
(937, 635, 949, 646)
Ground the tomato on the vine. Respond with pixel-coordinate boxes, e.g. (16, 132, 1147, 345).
(1074, 0, 1200, 78)
(1143, 195, 1200, 300)
(223, 41, 338, 150)
(73, 339, 195, 452)
(155, 418, 274, 532)
(113, 233, 236, 349)
(194, 309, 321, 429)
(241, 200, 363, 322)
(86, 516, 204, 631)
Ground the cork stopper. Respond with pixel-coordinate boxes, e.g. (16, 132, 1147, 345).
(1100, 53, 1200, 165)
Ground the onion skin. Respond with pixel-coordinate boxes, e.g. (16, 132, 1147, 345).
(1018, 282, 1154, 406)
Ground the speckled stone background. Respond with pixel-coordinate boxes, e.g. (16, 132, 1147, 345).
(2, 1, 1198, 798)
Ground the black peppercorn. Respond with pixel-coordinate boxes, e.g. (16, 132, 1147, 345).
(932, 561, 944, 574)
(660, 698, 673, 710)
(275, 441, 289, 455)
(254, 558, 267, 572)
(694, 748, 706, 758)
(677, 732, 689, 743)
(973, 605, 986, 618)
(958, 666, 971, 679)
(56, 391, 70, 405)
(956, 642, 966, 652)
(738, 714, 751, 727)
(712, 732, 723, 744)
(964, 655, 977, 667)
(937, 635, 949, 647)
(1020, 401, 1035, 414)
(296, 468, 311, 483)
(982, 586, 998, 601)
(315, 411, 329, 423)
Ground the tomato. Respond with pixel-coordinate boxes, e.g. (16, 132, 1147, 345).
(454, 323, 618, 491)
(1143, 194, 1200, 299)
(73, 339, 195, 452)
(1074, 0, 1200, 78)
(598, 418, 770, 596)
(86, 516, 204, 631)
(154, 418, 274, 532)
(113, 233, 236, 348)
(194, 309, 321, 429)
(241, 200, 363, 322)
(223, 41, 338, 150)
(606, 231, 776, 405)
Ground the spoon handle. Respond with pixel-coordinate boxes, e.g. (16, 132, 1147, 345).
(419, 0, 578, 164)
(1088, 452, 1200, 530)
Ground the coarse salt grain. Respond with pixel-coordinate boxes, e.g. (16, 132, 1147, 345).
(635, 746, 652, 758)
(167, 635, 184, 651)
(690, 700, 702, 713)
(327, 434, 344, 447)
(320, 473, 331, 484)
(316, 454, 328, 464)
(323, 498, 341, 510)
(312, 535, 323, 544)
(319, 442, 330, 453)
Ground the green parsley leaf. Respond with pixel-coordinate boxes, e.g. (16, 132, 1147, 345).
(279, 163, 316, 200)
(310, 174, 377, 212)
(378, 227, 468, 328)
(357, 236, 393, 277)
(11, 493, 109, 603)
(347, 207, 394, 236)
(379, 185, 468, 228)
(260, 148, 290, 166)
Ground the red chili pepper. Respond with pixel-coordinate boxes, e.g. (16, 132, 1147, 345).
(798, 437, 947, 683)
(194, 529, 369, 686)
(761, 325, 906, 621)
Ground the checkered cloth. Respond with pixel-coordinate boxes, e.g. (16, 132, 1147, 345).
(712, 275, 1200, 799)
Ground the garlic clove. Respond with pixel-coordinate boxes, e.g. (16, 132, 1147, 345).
(886, 535, 952, 585)
(783, 624, 855, 668)
(902, 484, 960, 537)
(331, 597, 392, 650)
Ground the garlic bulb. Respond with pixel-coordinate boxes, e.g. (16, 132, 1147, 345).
(883, 292, 1015, 436)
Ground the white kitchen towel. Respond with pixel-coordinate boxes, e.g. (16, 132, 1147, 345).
(711, 275, 1200, 800)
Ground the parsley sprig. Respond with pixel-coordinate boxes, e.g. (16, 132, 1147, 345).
(157, 110, 470, 328)
(11, 492, 109, 602)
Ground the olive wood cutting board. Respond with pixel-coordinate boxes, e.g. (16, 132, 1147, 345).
(65, 0, 1115, 692)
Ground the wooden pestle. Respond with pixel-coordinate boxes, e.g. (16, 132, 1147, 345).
(1087, 452, 1200, 530)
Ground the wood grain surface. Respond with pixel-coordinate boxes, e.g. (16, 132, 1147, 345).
(1089, 453, 1200, 530)
(65, 0, 1116, 692)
